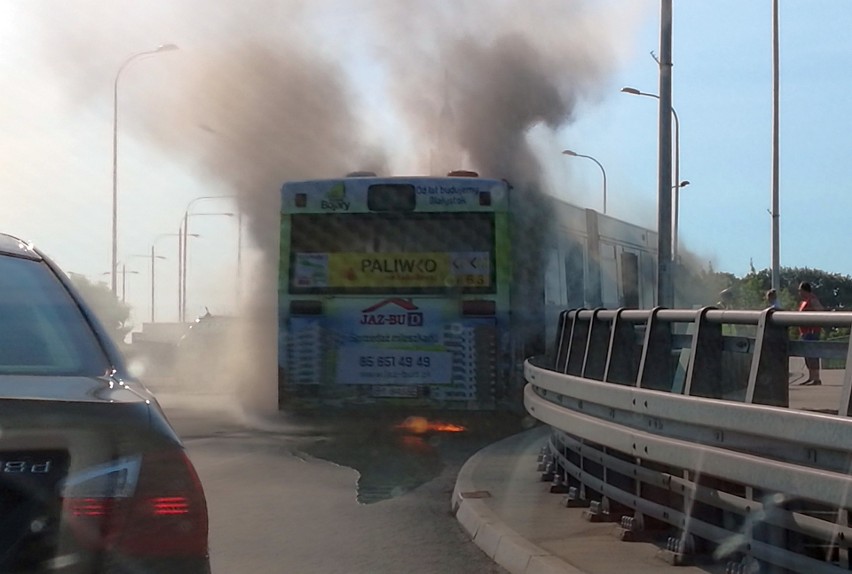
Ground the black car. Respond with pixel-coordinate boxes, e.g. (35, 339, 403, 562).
(0, 234, 209, 573)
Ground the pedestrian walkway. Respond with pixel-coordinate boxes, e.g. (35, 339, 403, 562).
(452, 365, 849, 574)
(452, 426, 720, 574)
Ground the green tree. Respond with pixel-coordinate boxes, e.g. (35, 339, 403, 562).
(67, 273, 133, 344)
(781, 267, 852, 310)
(736, 267, 852, 312)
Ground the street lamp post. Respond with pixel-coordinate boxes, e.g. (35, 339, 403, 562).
(103, 264, 139, 303)
(111, 44, 178, 295)
(129, 251, 167, 323)
(149, 247, 166, 323)
(191, 130, 245, 302)
(121, 264, 140, 303)
(180, 195, 240, 321)
(561, 150, 607, 214)
(672, 180, 690, 263)
(152, 232, 199, 324)
(621, 87, 683, 262)
(182, 211, 235, 322)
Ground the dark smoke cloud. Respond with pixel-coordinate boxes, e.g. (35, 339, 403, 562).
(367, 0, 615, 187)
(147, 40, 371, 253)
(449, 33, 576, 184)
(22, 0, 649, 412)
(24, 0, 628, 253)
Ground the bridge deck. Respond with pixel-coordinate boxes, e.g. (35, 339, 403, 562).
(788, 359, 845, 413)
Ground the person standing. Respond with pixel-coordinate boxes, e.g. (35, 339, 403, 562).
(765, 288, 781, 310)
(797, 281, 823, 385)
(716, 288, 734, 310)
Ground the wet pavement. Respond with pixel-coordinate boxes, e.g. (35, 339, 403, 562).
(292, 409, 532, 504)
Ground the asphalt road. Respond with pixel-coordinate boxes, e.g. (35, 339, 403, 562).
(162, 398, 528, 573)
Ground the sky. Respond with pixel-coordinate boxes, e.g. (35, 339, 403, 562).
(1, 1, 850, 333)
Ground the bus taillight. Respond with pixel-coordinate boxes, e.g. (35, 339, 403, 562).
(290, 300, 323, 315)
(461, 300, 496, 316)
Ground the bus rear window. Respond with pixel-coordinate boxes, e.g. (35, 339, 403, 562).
(367, 184, 416, 212)
(288, 212, 495, 295)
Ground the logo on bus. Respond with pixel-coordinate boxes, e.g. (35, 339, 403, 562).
(320, 182, 350, 211)
(360, 298, 424, 327)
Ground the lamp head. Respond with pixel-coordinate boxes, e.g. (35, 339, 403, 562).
(156, 43, 179, 53)
(561, 150, 578, 157)
(620, 87, 641, 95)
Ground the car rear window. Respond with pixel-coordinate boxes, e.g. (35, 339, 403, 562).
(0, 255, 111, 376)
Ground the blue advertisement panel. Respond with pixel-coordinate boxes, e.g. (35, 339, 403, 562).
(283, 296, 496, 401)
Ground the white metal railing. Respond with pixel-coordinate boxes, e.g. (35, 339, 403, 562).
(525, 306, 852, 573)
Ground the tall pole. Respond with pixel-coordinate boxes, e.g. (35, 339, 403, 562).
(561, 150, 607, 214)
(180, 195, 236, 321)
(182, 212, 234, 321)
(771, 0, 781, 291)
(589, 156, 607, 215)
(130, 250, 166, 322)
(671, 109, 681, 264)
(150, 245, 156, 323)
(657, 0, 674, 308)
(236, 209, 243, 306)
(620, 87, 681, 264)
(111, 44, 178, 296)
(182, 212, 188, 322)
(137, 246, 169, 323)
(111, 67, 120, 295)
(177, 224, 183, 322)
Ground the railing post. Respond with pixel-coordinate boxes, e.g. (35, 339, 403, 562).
(637, 307, 674, 391)
(746, 308, 789, 407)
(683, 306, 723, 398)
(840, 337, 852, 416)
(603, 309, 640, 385)
(582, 308, 609, 381)
(566, 310, 589, 376)
(554, 310, 572, 372)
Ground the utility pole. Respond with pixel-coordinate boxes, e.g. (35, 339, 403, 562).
(657, 0, 674, 308)
(771, 0, 781, 291)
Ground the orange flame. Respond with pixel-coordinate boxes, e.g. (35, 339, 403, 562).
(395, 416, 466, 434)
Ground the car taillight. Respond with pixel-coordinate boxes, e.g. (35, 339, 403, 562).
(62, 450, 208, 558)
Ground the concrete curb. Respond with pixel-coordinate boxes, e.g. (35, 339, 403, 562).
(452, 428, 587, 574)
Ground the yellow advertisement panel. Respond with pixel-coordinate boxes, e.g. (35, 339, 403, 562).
(319, 252, 490, 289)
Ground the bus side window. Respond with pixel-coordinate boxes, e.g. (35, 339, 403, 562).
(545, 248, 562, 306)
(621, 251, 640, 309)
(600, 243, 619, 308)
(640, 252, 657, 308)
(564, 240, 585, 309)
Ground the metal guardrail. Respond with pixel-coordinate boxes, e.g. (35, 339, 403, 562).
(524, 307, 852, 573)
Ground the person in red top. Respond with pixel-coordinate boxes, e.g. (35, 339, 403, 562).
(798, 281, 823, 385)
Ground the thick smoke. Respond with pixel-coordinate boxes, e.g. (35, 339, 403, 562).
(146, 40, 375, 413)
(146, 2, 626, 409)
(24, 0, 638, 260)
(370, 0, 617, 186)
(24, 0, 650, 413)
(152, 40, 371, 253)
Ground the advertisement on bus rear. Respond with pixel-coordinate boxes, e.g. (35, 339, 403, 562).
(292, 252, 491, 290)
(284, 297, 496, 401)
